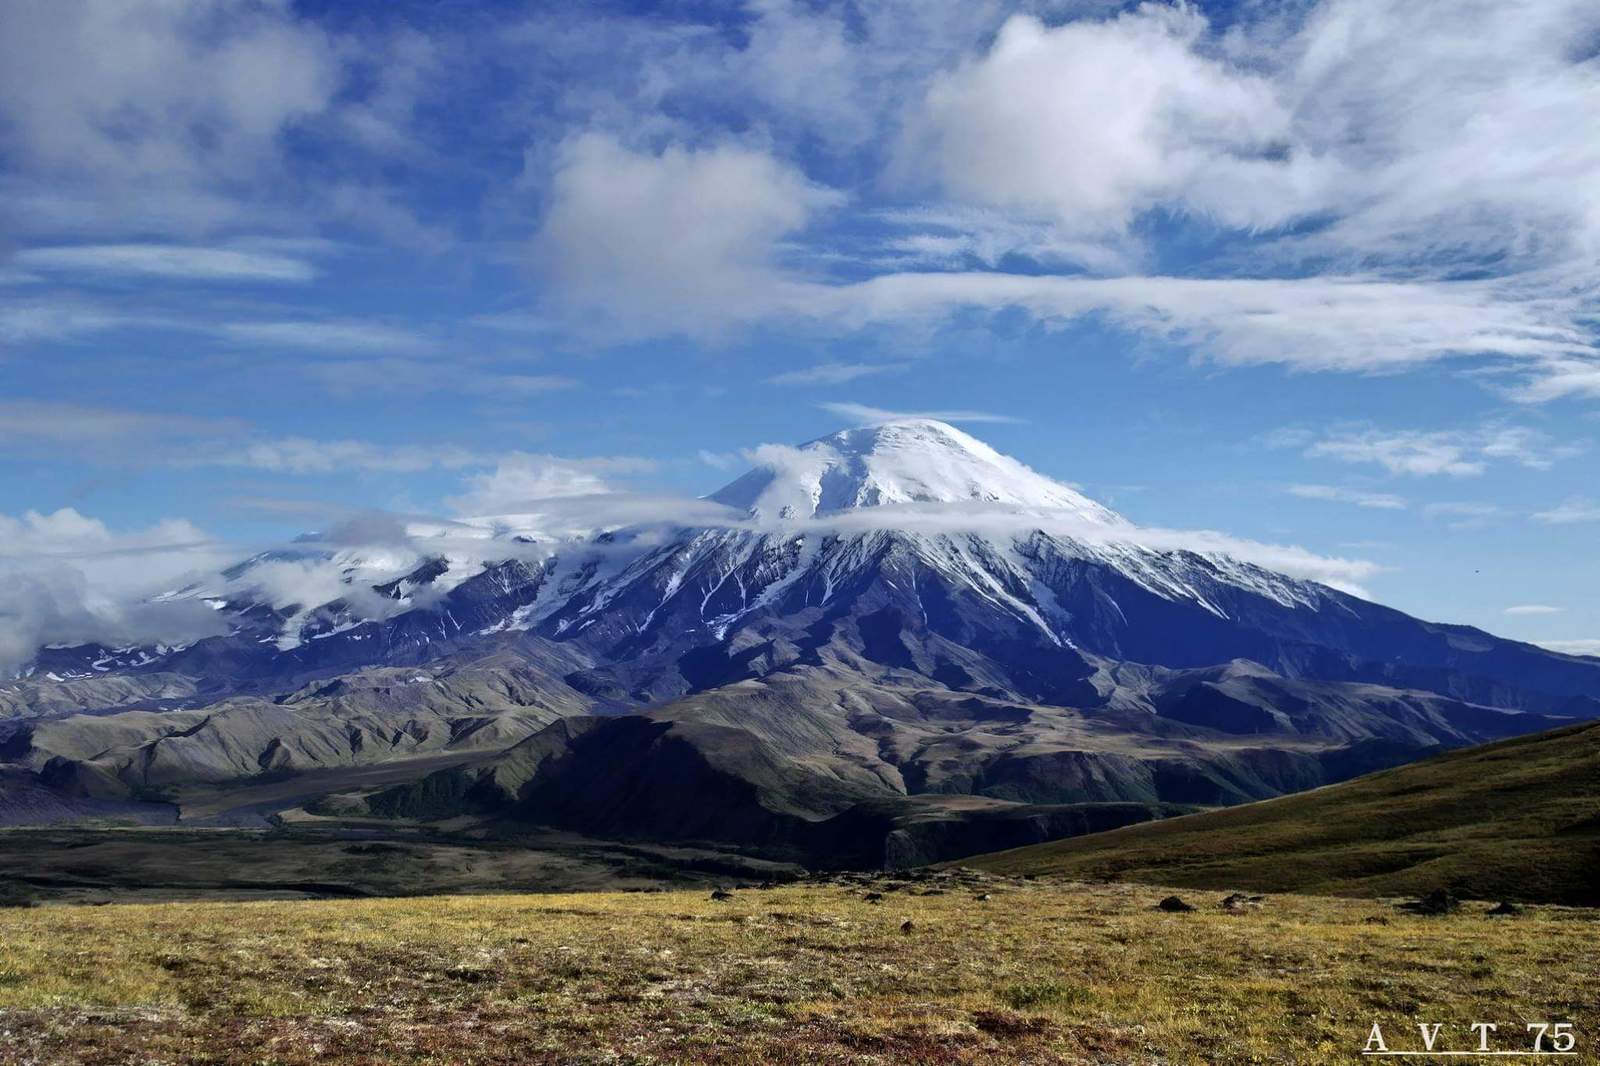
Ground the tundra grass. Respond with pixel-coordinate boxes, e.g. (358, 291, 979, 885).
(0, 874, 1595, 1064)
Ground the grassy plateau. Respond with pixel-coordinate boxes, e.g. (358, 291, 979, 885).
(0, 869, 1596, 1064)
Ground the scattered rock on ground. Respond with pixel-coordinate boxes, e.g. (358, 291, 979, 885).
(1400, 889, 1460, 915)
(1157, 896, 1195, 913)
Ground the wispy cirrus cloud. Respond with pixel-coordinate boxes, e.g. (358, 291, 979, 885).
(209, 438, 492, 476)
(0, 299, 130, 344)
(478, 374, 577, 396)
(1537, 639, 1600, 658)
(298, 357, 577, 400)
(818, 401, 1022, 425)
(14, 244, 316, 283)
(1509, 358, 1600, 404)
(867, 206, 1143, 275)
(768, 362, 908, 387)
(1286, 484, 1408, 510)
(1532, 497, 1600, 525)
(806, 272, 1595, 376)
(220, 320, 433, 353)
(1273, 423, 1583, 477)
(1422, 501, 1504, 529)
(0, 402, 567, 482)
(0, 299, 437, 356)
(0, 401, 245, 462)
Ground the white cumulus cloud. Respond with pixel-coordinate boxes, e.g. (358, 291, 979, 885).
(0, 508, 233, 673)
(906, 9, 1309, 236)
(446, 453, 659, 516)
(531, 132, 841, 338)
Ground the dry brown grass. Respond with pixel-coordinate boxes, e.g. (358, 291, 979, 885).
(0, 873, 1595, 1064)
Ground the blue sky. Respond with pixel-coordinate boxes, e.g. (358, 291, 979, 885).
(1, 0, 1598, 656)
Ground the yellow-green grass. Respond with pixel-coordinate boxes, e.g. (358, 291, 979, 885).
(970, 720, 1600, 905)
(0, 877, 1595, 1064)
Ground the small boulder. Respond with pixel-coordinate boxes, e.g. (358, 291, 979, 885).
(974, 892, 992, 902)
(1401, 889, 1459, 916)
(1157, 895, 1195, 913)
(1487, 900, 1523, 916)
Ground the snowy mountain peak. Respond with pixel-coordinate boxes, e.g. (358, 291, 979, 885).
(708, 418, 1122, 523)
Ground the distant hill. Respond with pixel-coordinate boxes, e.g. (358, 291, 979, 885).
(968, 720, 1600, 906)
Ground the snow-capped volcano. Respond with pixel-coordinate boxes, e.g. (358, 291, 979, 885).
(710, 419, 1120, 523)
(7, 418, 1599, 864)
(10, 418, 1600, 724)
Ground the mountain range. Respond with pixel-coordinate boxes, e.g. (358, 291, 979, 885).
(3, 419, 1596, 867)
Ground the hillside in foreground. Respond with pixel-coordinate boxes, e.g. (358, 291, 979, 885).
(969, 720, 1600, 906)
(1, 874, 1596, 1064)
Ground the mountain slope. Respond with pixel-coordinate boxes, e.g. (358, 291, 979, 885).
(967, 720, 1600, 905)
(4, 648, 591, 816)
(336, 660, 1569, 866)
